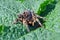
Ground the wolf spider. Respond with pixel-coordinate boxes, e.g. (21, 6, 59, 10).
(14, 10, 45, 32)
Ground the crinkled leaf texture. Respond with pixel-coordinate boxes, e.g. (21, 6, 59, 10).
(17, 1, 60, 40)
(0, 0, 60, 40)
(0, 0, 46, 40)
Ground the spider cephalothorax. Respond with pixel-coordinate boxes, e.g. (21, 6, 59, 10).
(14, 10, 44, 32)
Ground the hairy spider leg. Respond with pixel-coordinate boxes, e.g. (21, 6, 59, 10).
(36, 18, 43, 27)
(23, 19, 30, 32)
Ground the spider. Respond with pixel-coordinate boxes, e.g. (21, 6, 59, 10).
(14, 10, 45, 32)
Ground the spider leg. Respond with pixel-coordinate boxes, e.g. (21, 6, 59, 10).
(35, 14, 45, 20)
(36, 18, 42, 27)
(23, 20, 30, 32)
(32, 22, 34, 26)
(36, 14, 43, 18)
(13, 18, 19, 24)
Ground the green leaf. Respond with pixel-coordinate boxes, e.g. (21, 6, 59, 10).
(0, 0, 46, 40)
(0, 0, 59, 40)
(37, 0, 55, 15)
(45, 1, 60, 33)
(18, 28, 60, 40)
(17, 1, 60, 40)
(17, 0, 46, 13)
(0, 24, 4, 34)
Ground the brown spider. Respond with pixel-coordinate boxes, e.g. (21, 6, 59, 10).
(14, 10, 45, 32)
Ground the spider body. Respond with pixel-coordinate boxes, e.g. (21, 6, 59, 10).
(14, 10, 44, 32)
